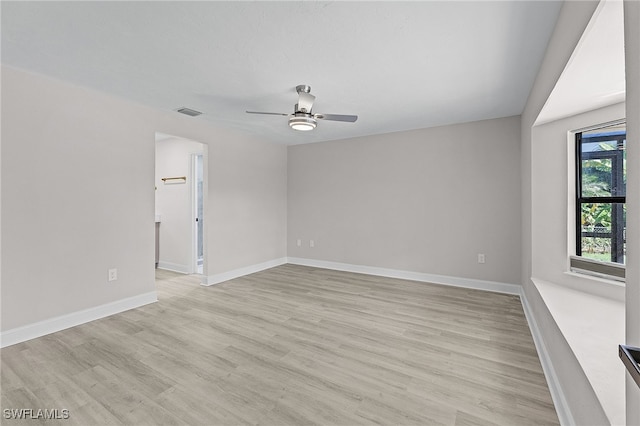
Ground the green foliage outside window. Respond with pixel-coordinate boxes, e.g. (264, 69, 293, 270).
(579, 137, 626, 263)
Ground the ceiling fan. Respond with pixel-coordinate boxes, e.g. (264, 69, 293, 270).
(246, 85, 358, 131)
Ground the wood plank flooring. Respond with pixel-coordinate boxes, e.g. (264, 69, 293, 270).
(1, 265, 559, 425)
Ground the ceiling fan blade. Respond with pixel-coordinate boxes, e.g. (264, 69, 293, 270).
(314, 113, 358, 122)
(297, 92, 316, 113)
(246, 111, 290, 116)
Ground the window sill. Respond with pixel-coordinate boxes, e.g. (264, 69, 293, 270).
(531, 277, 625, 425)
(569, 255, 625, 283)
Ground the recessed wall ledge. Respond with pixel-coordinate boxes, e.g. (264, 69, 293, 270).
(532, 277, 625, 425)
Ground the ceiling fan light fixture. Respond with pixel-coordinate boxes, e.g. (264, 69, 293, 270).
(289, 116, 317, 131)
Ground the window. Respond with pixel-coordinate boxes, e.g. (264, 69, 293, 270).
(573, 123, 626, 280)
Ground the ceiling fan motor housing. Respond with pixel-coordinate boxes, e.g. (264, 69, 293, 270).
(296, 85, 311, 94)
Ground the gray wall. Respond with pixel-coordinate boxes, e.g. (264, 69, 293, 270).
(288, 116, 521, 285)
(205, 132, 287, 274)
(1, 65, 287, 331)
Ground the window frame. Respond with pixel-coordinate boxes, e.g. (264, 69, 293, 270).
(573, 122, 626, 280)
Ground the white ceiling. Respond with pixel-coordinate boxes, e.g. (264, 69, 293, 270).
(2, 1, 564, 145)
(536, 0, 625, 125)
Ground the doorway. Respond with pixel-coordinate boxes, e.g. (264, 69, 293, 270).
(155, 133, 207, 276)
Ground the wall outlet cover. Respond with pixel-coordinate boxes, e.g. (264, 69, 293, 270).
(108, 268, 118, 281)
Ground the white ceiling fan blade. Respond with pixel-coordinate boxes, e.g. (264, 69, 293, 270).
(314, 113, 358, 122)
(246, 111, 290, 116)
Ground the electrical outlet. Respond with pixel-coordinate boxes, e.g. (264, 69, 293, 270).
(297, 239, 302, 247)
(477, 254, 485, 264)
(108, 268, 118, 282)
(310, 240, 315, 248)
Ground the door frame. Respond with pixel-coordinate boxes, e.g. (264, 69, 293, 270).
(190, 152, 205, 274)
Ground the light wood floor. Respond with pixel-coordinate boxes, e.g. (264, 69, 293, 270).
(1, 265, 559, 425)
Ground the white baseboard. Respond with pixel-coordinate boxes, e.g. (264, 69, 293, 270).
(519, 291, 574, 426)
(157, 261, 190, 274)
(286, 257, 522, 295)
(0, 292, 158, 348)
(201, 257, 288, 286)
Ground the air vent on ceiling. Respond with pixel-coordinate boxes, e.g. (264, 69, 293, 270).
(176, 107, 202, 117)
